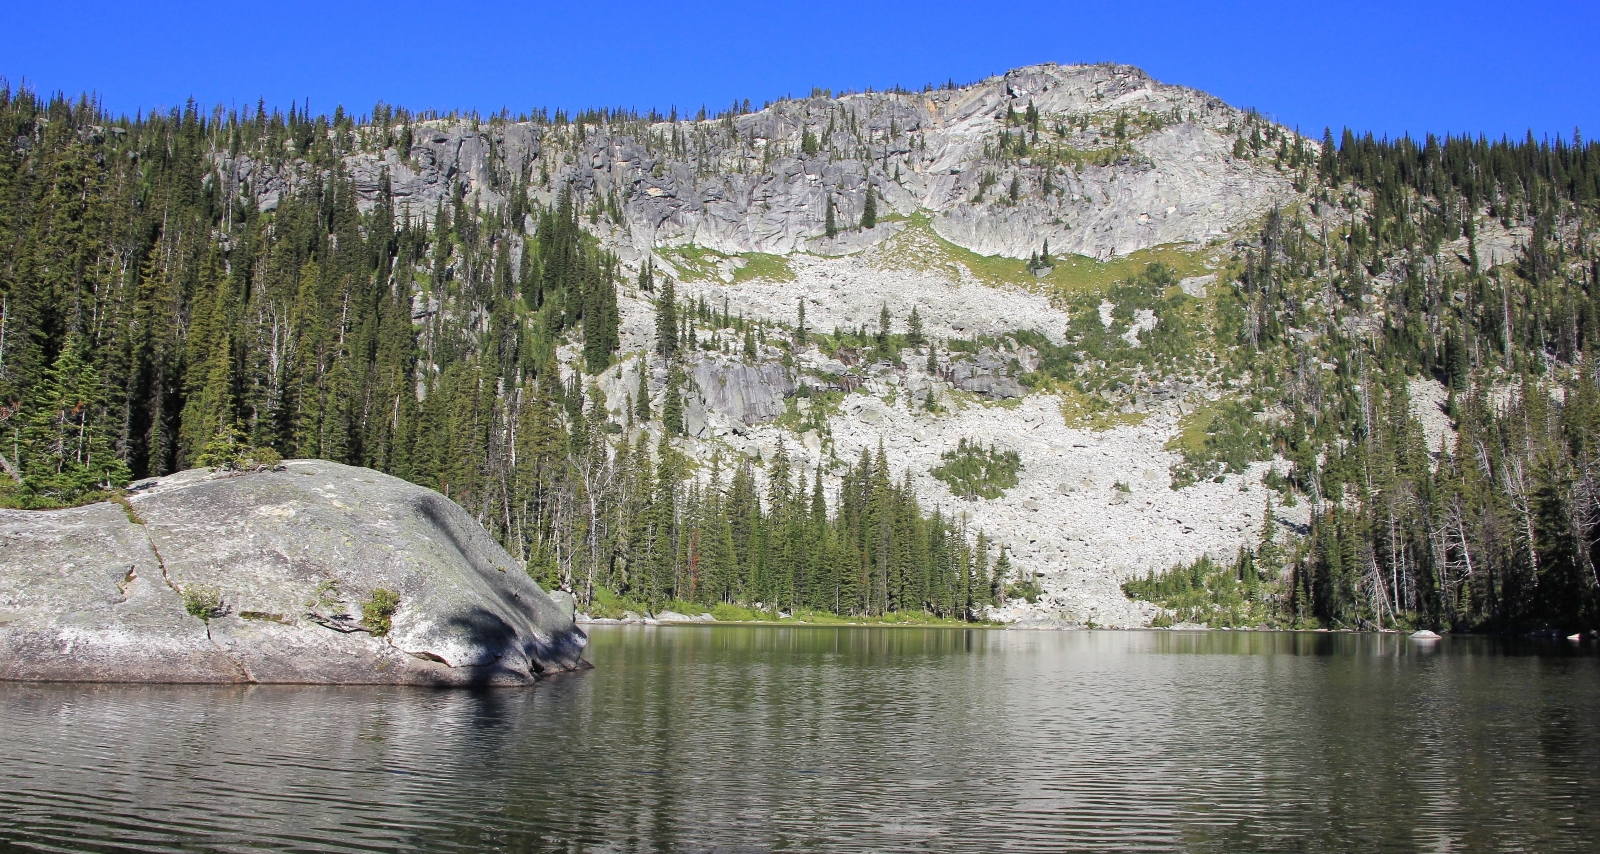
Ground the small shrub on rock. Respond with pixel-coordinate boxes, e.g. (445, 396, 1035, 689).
(361, 588, 400, 635)
(250, 446, 283, 471)
(181, 585, 225, 620)
(196, 426, 251, 472)
(196, 425, 283, 473)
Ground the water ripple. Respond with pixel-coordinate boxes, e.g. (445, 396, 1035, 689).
(1, 629, 1597, 853)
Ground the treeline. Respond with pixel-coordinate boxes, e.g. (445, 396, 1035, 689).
(0, 85, 1008, 620)
(1148, 128, 1600, 632)
(557, 434, 1009, 618)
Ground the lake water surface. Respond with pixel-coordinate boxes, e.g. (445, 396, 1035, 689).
(2, 627, 1597, 853)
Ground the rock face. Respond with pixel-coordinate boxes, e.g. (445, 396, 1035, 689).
(686, 354, 796, 432)
(0, 460, 587, 685)
(214, 63, 1295, 266)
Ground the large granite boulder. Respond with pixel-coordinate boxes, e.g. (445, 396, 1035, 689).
(0, 460, 587, 685)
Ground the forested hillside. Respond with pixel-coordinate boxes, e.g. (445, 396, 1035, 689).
(0, 87, 1005, 621)
(1128, 129, 1600, 632)
(2, 71, 1597, 630)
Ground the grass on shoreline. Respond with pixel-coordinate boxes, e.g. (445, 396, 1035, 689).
(582, 588, 994, 627)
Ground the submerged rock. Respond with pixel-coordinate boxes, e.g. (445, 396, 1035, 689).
(0, 460, 587, 685)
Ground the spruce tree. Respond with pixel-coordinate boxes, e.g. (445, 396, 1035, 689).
(635, 362, 652, 421)
(662, 364, 685, 436)
(656, 276, 679, 359)
(861, 187, 876, 229)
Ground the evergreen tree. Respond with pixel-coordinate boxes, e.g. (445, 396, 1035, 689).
(635, 362, 652, 421)
(906, 306, 925, 346)
(656, 275, 679, 359)
(662, 363, 685, 436)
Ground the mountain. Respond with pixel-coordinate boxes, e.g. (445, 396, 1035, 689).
(2, 64, 1596, 631)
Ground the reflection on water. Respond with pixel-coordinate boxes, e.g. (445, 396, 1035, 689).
(2, 628, 1597, 852)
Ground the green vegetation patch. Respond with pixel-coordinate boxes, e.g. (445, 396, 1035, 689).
(1056, 385, 1148, 431)
(1166, 397, 1274, 488)
(1123, 552, 1282, 628)
(660, 245, 795, 283)
(868, 211, 1211, 299)
(1041, 245, 1212, 300)
(587, 585, 650, 619)
(361, 588, 400, 635)
(931, 438, 1022, 500)
(182, 585, 225, 621)
(731, 253, 796, 283)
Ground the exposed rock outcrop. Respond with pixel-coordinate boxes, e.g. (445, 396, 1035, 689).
(947, 348, 1028, 400)
(214, 63, 1296, 265)
(685, 354, 796, 435)
(0, 460, 586, 685)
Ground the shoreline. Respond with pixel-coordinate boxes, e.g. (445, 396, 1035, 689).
(581, 619, 1599, 638)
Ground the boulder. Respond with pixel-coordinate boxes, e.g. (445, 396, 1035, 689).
(948, 348, 1027, 400)
(0, 460, 587, 685)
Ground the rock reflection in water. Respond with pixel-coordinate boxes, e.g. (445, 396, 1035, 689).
(1, 628, 1597, 853)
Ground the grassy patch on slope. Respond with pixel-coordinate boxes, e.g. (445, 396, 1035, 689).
(660, 245, 795, 283)
(867, 211, 1212, 299)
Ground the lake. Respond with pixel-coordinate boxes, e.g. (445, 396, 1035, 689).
(2, 627, 1597, 852)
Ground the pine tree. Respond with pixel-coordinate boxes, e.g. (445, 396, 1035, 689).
(825, 195, 837, 239)
(656, 275, 679, 359)
(906, 306, 925, 346)
(635, 361, 652, 421)
(662, 364, 685, 436)
(861, 187, 876, 229)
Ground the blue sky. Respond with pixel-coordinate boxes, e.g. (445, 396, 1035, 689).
(3, 0, 1594, 139)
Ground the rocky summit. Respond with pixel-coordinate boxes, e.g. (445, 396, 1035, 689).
(0, 461, 588, 685)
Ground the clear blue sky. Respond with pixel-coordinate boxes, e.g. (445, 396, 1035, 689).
(3, 0, 1594, 140)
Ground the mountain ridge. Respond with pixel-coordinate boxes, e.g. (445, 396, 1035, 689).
(216, 62, 1297, 264)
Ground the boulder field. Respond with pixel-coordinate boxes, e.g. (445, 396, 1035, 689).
(0, 460, 587, 685)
